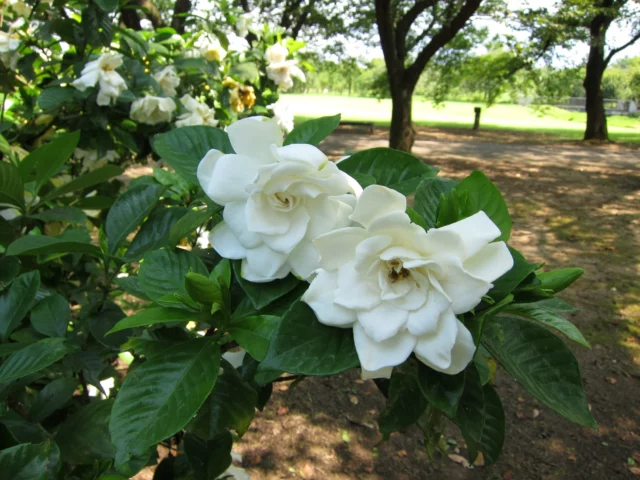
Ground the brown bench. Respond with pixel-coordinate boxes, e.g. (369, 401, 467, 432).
(339, 121, 374, 134)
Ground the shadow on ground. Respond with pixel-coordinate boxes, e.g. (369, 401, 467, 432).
(234, 127, 640, 480)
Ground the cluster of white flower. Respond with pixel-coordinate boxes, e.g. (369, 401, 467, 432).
(264, 43, 305, 91)
(130, 95, 177, 125)
(198, 116, 514, 379)
(176, 94, 219, 128)
(72, 53, 128, 106)
(152, 66, 180, 97)
(73, 148, 119, 174)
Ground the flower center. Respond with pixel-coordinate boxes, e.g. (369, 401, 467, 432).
(268, 192, 299, 212)
(387, 259, 411, 283)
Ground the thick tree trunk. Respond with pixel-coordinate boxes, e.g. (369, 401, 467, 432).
(389, 85, 416, 152)
(171, 0, 192, 34)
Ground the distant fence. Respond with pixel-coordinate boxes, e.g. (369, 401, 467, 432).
(520, 96, 638, 115)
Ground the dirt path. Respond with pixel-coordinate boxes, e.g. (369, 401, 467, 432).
(234, 128, 640, 480)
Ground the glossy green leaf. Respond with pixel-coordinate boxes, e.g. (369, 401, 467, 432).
(37, 87, 76, 112)
(406, 206, 427, 230)
(106, 183, 164, 255)
(379, 363, 427, 435)
(138, 249, 208, 309)
(0, 338, 75, 383)
(257, 301, 359, 383)
(94, 0, 118, 12)
(107, 307, 207, 335)
(32, 131, 80, 194)
(125, 207, 189, 260)
(28, 207, 87, 225)
(337, 147, 438, 195)
(0, 271, 40, 341)
(502, 302, 590, 347)
(413, 177, 458, 229)
(6, 229, 102, 257)
(42, 165, 124, 202)
(109, 338, 221, 455)
(187, 359, 256, 438)
(0, 162, 25, 211)
(284, 114, 341, 146)
(483, 316, 597, 428)
(113, 276, 151, 302)
(88, 302, 131, 350)
(29, 377, 77, 423)
(184, 272, 221, 306)
(56, 400, 116, 464)
(184, 431, 232, 480)
(233, 260, 300, 310)
(0, 256, 21, 289)
(30, 294, 70, 338)
(0, 440, 61, 480)
(534, 268, 584, 294)
(227, 315, 280, 361)
(152, 126, 233, 185)
(168, 207, 219, 246)
(417, 363, 465, 417)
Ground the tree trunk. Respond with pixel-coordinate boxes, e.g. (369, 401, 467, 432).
(171, 0, 192, 34)
(389, 85, 416, 152)
(583, 12, 611, 141)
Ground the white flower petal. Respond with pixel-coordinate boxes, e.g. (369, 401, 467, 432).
(288, 240, 320, 280)
(353, 235, 392, 273)
(222, 349, 246, 369)
(302, 270, 357, 327)
(435, 257, 493, 314)
(304, 196, 354, 241)
(427, 211, 502, 259)
(276, 144, 327, 169)
(261, 206, 310, 254)
(353, 324, 416, 372)
(227, 116, 283, 162)
(334, 263, 381, 310)
(223, 201, 262, 249)
(413, 309, 458, 371)
(350, 185, 406, 228)
(357, 302, 409, 342)
(204, 154, 268, 205)
(406, 289, 451, 336)
(209, 222, 247, 259)
(435, 320, 476, 375)
(314, 227, 368, 271)
(245, 193, 293, 235)
(243, 244, 289, 282)
(197, 149, 224, 198)
(463, 241, 513, 283)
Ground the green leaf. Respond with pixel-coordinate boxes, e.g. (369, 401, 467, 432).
(0, 256, 21, 288)
(106, 184, 164, 255)
(483, 315, 597, 429)
(417, 363, 465, 418)
(125, 207, 189, 260)
(152, 126, 233, 185)
(0, 162, 24, 211)
(453, 366, 505, 465)
(30, 294, 70, 338)
(378, 363, 427, 435)
(487, 247, 538, 302)
(6, 231, 102, 258)
(233, 260, 300, 310)
(42, 165, 124, 202)
(94, 0, 119, 12)
(113, 276, 151, 302)
(211, 258, 231, 289)
(109, 338, 220, 455)
(0, 338, 75, 383)
(29, 377, 77, 423)
(187, 359, 257, 438)
(228, 62, 260, 83)
(32, 131, 80, 194)
(184, 272, 221, 306)
(257, 301, 359, 383)
(438, 171, 511, 241)
(502, 302, 590, 347)
(0, 342, 33, 358)
(414, 177, 458, 229)
(533, 268, 584, 294)
(56, 400, 116, 464)
(88, 302, 131, 350)
(184, 431, 232, 480)
(0, 271, 40, 342)
(168, 207, 218, 246)
(227, 315, 280, 361)
(106, 307, 207, 335)
(138, 249, 208, 309)
(533, 297, 579, 313)
(337, 147, 438, 195)
(406, 206, 426, 230)
(0, 440, 61, 480)
(284, 114, 341, 146)
(37, 87, 76, 111)
(28, 207, 87, 225)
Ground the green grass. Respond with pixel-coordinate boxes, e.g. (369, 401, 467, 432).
(283, 94, 640, 143)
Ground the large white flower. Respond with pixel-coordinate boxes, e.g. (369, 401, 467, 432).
(72, 53, 128, 106)
(267, 101, 294, 134)
(198, 116, 361, 282)
(175, 94, 218, 128)
(152, 66, 180, 97)
(130, 95, 176, 125)
(302, 185, 514, 379)
(264, 43, 305, 91)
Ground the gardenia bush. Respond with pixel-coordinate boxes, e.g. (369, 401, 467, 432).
(0, 109, 595, 478)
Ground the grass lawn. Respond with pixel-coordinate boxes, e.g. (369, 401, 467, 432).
(283, 94, 640, 143)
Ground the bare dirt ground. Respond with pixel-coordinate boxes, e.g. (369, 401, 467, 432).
(232, 126, 640, 480)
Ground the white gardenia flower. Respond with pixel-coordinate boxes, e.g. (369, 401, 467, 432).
(0, 31, 20, 69)
(302, 185, 514, 379)
(227, 33, 250, 53)
(175, 94, 218, 128)
(267, 101, 294, 134)
(199, 36, 226, 62)
(198, 116, 361, 282)
(152, 66, 180, 97)
(236, 12, 253, 38)
(130, 95, 176, 125)
(9, 0, 31, 17)
(74, 148, 119, 174)
(72, 53, 128, 106)
(264, 43, 306, 91)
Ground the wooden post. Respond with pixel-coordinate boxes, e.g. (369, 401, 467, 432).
(473, 107, 481, 130)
